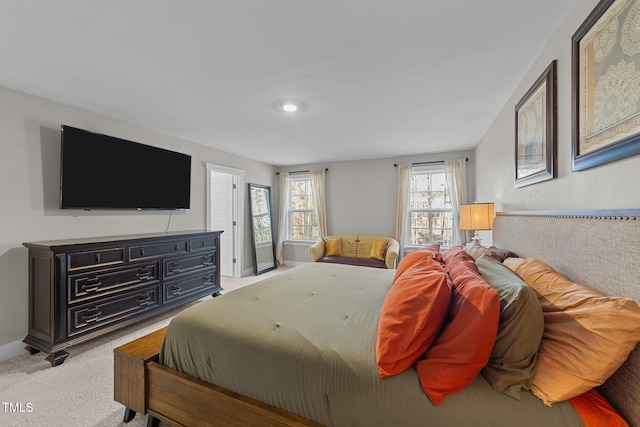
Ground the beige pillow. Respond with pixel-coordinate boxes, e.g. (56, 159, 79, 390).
(503, 257, 525, 271)
(323, 237, 342, 257)
(514, 258, 640, 405)
(463, 241, 493, 260)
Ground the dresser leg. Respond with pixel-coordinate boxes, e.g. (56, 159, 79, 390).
(146, 415, 160, 427)
(123, 407, 136, 422)
(25, 345, 41, 355)
(45, 350, 70, 367)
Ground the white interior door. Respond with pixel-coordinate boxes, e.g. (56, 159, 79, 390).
(207, 164, 244, 278)
(210, 172, 234, 277)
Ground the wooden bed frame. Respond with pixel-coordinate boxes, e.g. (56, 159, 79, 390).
(114, 327, 321, 427)
(114, 210, 640, 427)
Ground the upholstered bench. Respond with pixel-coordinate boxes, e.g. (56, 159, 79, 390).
(308, 235, 399, 269)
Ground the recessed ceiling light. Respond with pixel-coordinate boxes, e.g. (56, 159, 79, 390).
(282, 103, 298, 112)
(273, 99, 307, 113)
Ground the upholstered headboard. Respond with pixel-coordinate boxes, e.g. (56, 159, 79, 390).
(493, 210, 640, 427)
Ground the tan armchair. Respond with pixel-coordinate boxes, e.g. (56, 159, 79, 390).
(308, 235, 399, 269)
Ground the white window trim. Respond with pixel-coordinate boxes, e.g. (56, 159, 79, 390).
(287, 172, 319, 241)
(283, 239, 317, 246)
(405, 164, 453, 248)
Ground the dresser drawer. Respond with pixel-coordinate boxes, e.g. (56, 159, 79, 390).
(190, 236, 217, 252)
(129, 240, 188, 261)
(163, 273, 219, 305)
(67, 248, 125, 271)
(67, 262, 160, 304)
(68, 286, 160, 337)
(164, 252, 216, 278)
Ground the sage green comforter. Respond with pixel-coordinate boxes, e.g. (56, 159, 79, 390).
(160, 263, 583, 427)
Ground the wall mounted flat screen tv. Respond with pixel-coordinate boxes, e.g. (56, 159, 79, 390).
(60, 125, 191, 210)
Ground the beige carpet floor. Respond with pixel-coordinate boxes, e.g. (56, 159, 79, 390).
(0, 268, 289, 427)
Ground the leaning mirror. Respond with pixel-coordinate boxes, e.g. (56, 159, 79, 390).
(248, 183, 277, 275)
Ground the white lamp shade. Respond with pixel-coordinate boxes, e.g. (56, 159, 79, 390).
(460, 203, 494, 231)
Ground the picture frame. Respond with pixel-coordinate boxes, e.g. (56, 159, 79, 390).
(515, 60, 557, 188)
(572, 0, 640, 171)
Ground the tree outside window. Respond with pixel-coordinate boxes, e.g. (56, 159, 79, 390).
(289, 175, 319, 240)
(408, 167, 453, 247)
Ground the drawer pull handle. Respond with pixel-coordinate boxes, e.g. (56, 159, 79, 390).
(168, 261, 182, 273)
(137, 294, 154, 306)
(137, 267, 152, 280)
(202, 256, 213, 266)
(169, 285, 182, 296)
(139, 248, 145, 256)
(202, 276, 213, 287)
(95, 253, 101, 263)
(175, 244, 181, 251)
(82, 309, 102, 323)
(80, 278, 101, 292)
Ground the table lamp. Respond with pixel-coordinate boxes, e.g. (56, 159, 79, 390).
(459, 202, 494, 247)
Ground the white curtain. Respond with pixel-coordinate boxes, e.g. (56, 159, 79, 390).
(444, 158, 471, 245)
(394, 163, 412, 258)
(275, 172, 290, 266)
(311, 169, 328, 238)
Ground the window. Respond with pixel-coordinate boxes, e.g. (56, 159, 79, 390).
(288, 174, 319, 240)
(408, 166, 453, 247)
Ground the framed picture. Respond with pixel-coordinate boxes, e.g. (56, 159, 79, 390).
(572, 0, 640, 171)
(515, 60, 557, 188)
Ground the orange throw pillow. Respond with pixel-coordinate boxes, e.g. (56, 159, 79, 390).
(568, 389, 629, 427)
(514, 258, 640, 405)
(416, 246, 500, 406)
(394, 245, 441, 280)
(376, 256, 451, 378)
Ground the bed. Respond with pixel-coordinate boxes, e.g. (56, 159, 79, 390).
(114, 210, 640, 427)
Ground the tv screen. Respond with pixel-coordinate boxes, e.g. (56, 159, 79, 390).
(60, 125, 191, 210)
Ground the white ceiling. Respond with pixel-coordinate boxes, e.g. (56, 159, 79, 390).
(0, 0, 576, 166)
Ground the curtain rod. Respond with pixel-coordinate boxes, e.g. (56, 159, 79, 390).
(394, 158, 468, 167)
(276, 168, 328, 175)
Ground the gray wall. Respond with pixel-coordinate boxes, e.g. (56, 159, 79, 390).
(0, 85, 274, 361)
(278, 150, 475, 264)
(475, 0, 640, 217)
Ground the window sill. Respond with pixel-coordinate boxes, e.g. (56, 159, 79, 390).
(284, 239, 317, 247)
(404, 245, 452, 253)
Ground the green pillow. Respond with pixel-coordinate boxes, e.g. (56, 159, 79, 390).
(475, 254, 544, 399)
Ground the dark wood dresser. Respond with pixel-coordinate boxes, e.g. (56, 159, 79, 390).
(23, 230, 222, 366)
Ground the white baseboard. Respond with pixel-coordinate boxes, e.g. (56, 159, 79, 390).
(0, 339, 27, 363)
(241, 261, 306, 277)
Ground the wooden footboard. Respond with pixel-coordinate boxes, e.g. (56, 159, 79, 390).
(114, 328, 322, 427)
